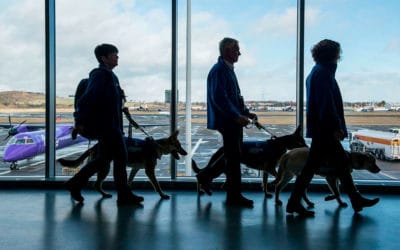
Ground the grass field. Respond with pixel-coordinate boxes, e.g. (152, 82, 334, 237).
(0, 109, 399, 126)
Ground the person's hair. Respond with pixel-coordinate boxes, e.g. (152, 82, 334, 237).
(311, 39, 341, 63)
(94, 43, 119, 63)
(219, 37, 238, 56)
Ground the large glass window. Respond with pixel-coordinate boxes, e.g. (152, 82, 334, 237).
(1, 0, 398, 186)
(305, 0, 400, 182)
(55, 0, 172, 178)
(177, 0, 298, 179)
(0, 0, 45, 177)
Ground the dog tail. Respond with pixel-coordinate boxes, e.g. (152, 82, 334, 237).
(58, 146, 94, 168)
(191, 159, 201, 174)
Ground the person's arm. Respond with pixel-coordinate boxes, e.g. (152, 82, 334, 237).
(313, 72, 343, 137)
(208, 69, 242, 122)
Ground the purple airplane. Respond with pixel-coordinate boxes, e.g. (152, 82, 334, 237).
(3, 124, 87, 170)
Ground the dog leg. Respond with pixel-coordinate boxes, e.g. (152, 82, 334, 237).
(145, 165, 170, 199)
(275, 172, 295, 206)
(94, 164, 112, 198)
(127, 168, 140, 187)
(267, 178, 277, 191)
(263, 161, 278, 194)
(325, 176, 347, 207)
(262, 171, 273, 198)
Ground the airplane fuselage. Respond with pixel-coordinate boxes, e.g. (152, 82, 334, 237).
(3, 124, 87, 163)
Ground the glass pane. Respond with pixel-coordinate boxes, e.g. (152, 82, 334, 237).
(0, 0, 45, 177)
(178, 0, 298, 179)
(305, 0, 400, 181)
(55, 1, 172, 178)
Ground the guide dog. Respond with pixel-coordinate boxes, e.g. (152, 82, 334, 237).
(58, 131, 187, 199)
(274, 147, 381, 207)
(192, 125, 307, 197)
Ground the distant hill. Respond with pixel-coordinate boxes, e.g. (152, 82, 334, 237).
(0, 90, 391, 111)
(0, 91, 73, 109)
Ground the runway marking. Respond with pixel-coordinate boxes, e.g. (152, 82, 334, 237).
(191, 138, 204, 157)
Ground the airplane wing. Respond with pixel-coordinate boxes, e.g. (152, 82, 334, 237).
(0, 123, 45, 128)
(0, 123, 45, 130)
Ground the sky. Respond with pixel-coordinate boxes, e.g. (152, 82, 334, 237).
(0, 0, 399, 103)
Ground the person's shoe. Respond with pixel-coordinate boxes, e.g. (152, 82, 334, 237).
(117, 194, 144, 206)
(65, 180, 84, 203)
(226, 194, 254, 208)
(196, 175, 212, 196)
(350, 195, 380, 213)
(286, 199, 315, 217)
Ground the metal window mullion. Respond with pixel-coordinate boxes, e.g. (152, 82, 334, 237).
(185, 0, 192, 176)
(45, 0, 56, 179)
(296, 0, 305, 133)
(170, 0, 177, 179)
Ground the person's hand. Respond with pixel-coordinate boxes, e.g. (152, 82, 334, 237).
(248, 112, 258, 121)
(122, 107, 129, 114)
(236, 115, 250, 127)
(72, 125, 84, 140)
(333, 129, 345, 141)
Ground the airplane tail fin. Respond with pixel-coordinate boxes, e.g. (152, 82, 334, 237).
(58, 145, 96, 168)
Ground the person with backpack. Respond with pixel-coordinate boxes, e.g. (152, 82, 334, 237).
(65, 43, 144, 206)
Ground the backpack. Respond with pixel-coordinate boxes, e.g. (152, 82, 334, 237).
(74, 78, 89, 110)
(73, 77, 99, 140)
(73, 68, 126, 140)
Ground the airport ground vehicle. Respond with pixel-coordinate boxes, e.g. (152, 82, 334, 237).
(350, 128, 400, 160)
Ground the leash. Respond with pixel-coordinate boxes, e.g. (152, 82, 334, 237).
(122, 107, 164, 150)
(122, 107, 152, 138)
(120, 88, 153, 138)
(250, 118, 276, 138)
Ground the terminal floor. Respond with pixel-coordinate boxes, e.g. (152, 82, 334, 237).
(0, 188, 398, 250)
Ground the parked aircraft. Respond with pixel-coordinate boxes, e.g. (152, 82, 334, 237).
(282, 101, 295, 112)
(354, 103, 398, 112)
(385, 103, 400, 112)
(282, 105, 294, 112)
(0, 115, 44, 140)
(2, 124, 87, 170)
(355, 105, 374, 112)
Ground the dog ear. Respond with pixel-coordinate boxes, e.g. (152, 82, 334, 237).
(294, 124, 302, 136)
(171, 130, 179, 138)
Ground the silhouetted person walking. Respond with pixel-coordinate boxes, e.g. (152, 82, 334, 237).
(66, 43, 143, 206)
(286, 39, 379, 216)
(197, 37, 257, 207)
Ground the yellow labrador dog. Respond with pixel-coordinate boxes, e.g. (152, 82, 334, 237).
(274, 147, 380, 207)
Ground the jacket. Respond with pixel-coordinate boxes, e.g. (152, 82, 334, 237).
(74, 64, 123, 138)
(207, 56, 249, 130)
(305, 62, 347, 138)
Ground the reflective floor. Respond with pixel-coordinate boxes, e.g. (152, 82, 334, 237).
(0, 188, 398, 250)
